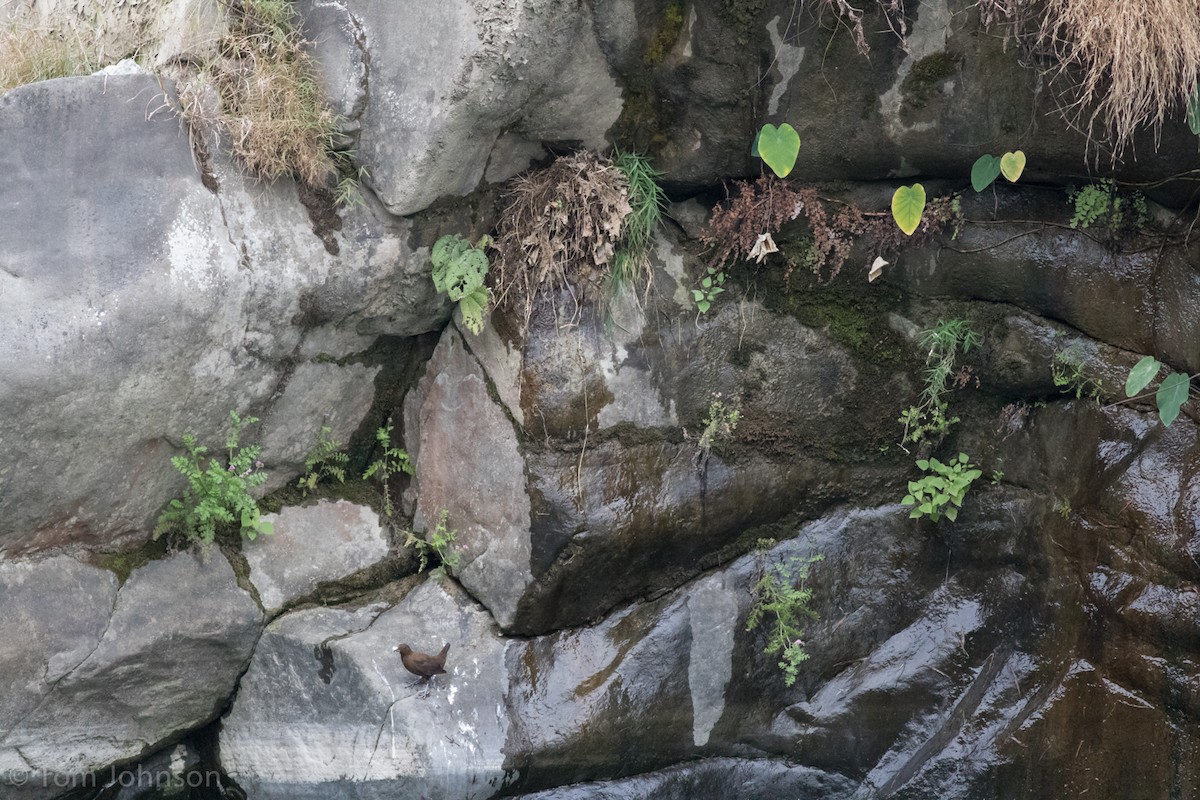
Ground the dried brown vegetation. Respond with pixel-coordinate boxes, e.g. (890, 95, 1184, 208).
(179, 0, 340, 188)
(702, 177, 959, 282)
(493, 152, 633, 331)
(810, 0, 909, 55)
(983, 0, 1200, 155)
(0, 25, 100, 92)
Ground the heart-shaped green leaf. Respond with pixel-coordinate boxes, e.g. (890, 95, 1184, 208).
(754, 123, 801, 178)
(1156, 371, 1190, 426)
(1000, 150, 1026, 182)
(1188, 86, 1200, 135)
(1125, 355, 1161, 397)
(971, 154, 1002, 192)
(892, 183, 927, 236)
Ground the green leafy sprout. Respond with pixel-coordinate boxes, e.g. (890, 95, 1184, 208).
(901, 453, 983, 523)
(1123, 355, 1194, 427)
(693, 265, 726, 314)
(404, 508, 461, 574)
(154, 411, 274, 546)
(698, 393, 742, 454)
(1052, 344, 1102, 400)
(747, 538, 823, 687)
(431, 233, 492, 335)
(1068, 179, 1148, 231)
(363, 420, 414, 518)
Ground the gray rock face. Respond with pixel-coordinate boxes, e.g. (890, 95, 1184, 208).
(403, 235, 903, 634)
(308, 0, 624, 216)
(220, 579, 510, 799)
(246, 500, 391, 615)
(513, 758, 854, 800)
(0, 549, 261, 791)
(213, 498, 1030, 798)
(607, 0, 1198, 187)
(0, 74, 443, 554)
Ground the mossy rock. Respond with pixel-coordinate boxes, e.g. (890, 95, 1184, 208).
(901, 51, 962, 110)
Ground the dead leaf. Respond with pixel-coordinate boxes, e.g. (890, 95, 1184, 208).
(868, 256, 888, 283)
(748, 232, 779, 263)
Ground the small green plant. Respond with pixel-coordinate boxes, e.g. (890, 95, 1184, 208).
(900, 453, 983, 522)
(610, 151, 665, 294)
(155, 411, 274, 546)
(431, 233, 491, 335)
(332, 160, 369, 208)
(1052, 344, 1102, 400)
(991, 469, 1004, 484)
(693, 265, 726, 313)
(1122, 356, 1195, 426)
(1054, 497, 1072, 519)
(970, 150, 1026, 192)
(697, 393, 742, 453)
(899, 319, 982, 447)
(296, 425, 349, 496)
(363, 421, 414, 518)
(746, 538, 823, 687)
(404, 509, 461, 574)
(1068, 179, 1149, 231)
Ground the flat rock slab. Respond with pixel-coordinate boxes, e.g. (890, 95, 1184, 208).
(0, 549, 261, 791)
(221, 578, 510, 800)
(246, 500, 391, 615)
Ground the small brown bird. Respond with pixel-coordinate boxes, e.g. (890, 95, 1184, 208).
(393, 642, 450, 693)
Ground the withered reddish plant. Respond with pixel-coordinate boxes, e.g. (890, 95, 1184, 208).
(701, 177, 806, 271)
(703, 178, 961, 283)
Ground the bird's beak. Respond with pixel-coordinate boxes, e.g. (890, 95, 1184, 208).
(391, 646, 398, 652)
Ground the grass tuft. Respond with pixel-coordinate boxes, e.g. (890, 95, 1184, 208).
(999, 0, 1200, 155)
(178, 0, 344, 191)
(610, 150, 665, 296)
(0, 24, 101, 93)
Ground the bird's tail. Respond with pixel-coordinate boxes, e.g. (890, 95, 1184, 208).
(438, 642, 451, 659)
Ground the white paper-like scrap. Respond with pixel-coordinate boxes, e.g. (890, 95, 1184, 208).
(868, 256, 888, 283)
(749, 232, 779, 263)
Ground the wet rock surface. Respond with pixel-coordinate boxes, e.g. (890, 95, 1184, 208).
(1, 1, 1199, 797)
(403, 240, 904, 635)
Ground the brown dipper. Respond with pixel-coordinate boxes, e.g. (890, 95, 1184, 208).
(395, 642, 450, 682)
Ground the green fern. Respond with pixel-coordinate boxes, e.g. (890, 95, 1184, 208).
(296, 425, 349, 496)
(155, 411, 274, 546)
(747, 539, 823, 687)
(363, 420, 414, 518)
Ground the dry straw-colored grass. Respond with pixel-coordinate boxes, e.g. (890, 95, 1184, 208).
(180, 0, 339, 188)
(1029, 0, 1200, 154)
(0, 25, 100, 93)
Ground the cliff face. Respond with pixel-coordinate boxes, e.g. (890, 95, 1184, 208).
(1, 1, 1197, 797)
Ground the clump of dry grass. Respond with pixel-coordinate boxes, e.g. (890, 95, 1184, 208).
(0, 25, 100, 93)
(493, 151, 633, 332)
(989, 0, 1200, 155)
(180, 0, 340, 188)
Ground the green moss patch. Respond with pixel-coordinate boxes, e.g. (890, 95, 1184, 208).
(901, 51, 962, 109)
